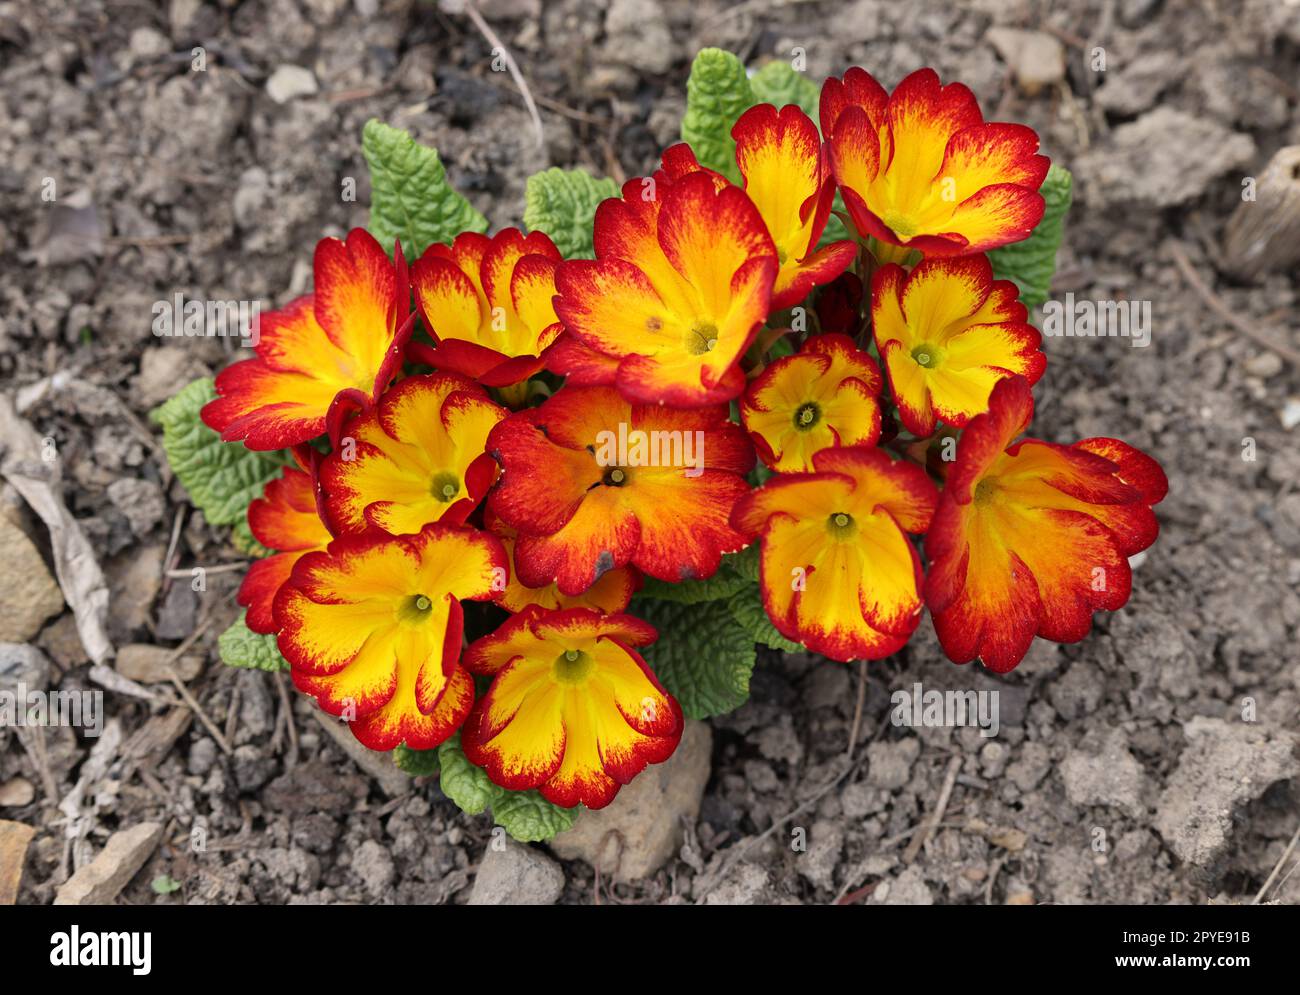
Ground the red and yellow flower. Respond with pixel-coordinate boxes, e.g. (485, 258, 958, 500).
(486, 509, 638, 615)
(658, 103, 856, 310)
(924, 377, 1167, 673)
(274, 523, 506, 750)
(238, 462, 332, 634)
(202, 229, 409, 450)
(553, 171, 778, 406)
(320, 373, 505, 536)
(731, 446, 937, 662)
(408, 229, 563, 388)
(821, 68, 1049, 257)
(487, 385, 755, 595)
(460, 606, 682, 809)
(740, 333, 883, 471)
(871, 255, 1045, 436)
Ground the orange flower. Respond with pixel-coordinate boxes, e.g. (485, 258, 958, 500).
(740, 334, 882, 471)
(275, 523, 506, 751)
(460, 606, 682, 809)
(487, 386, 754, 595)
(320, 373, 505, 536)
(924, 377, 1167, 672)
(553, 171, 778, 406)
(408, 229, 563, 387)
(485, 509, 638, 615)
(238, 461, 332, 634)
(871, 255, 1045, 436)
(659, 103, 856, 310)
(731, 447, 937, 661)
(822, 68, 1049, 256)
(202, 229, 409, 450)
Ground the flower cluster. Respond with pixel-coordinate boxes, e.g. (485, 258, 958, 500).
(203, 66, 1164, 809)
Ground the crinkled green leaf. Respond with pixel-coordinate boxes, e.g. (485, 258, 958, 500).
(636, 545, 759, 603)
(727, 543, 761, 583)
(635, 598, 755, 718)
(491, 789, 579, 843)
(217, 610, 289, 672)
(437, 733, 577, 841)
(728, 585, 803, 652)
(151, 378, 289, 527)
(988, 164, 1073, 310)
(394, 743, 440, 778)
(437, 733, 498, 816)
(748, 61, 819, 121)
(232, 519, 271, 557)
(362, 119, 488, 259)
(524, 167, 619, 259)
(681, 48, 754, 184)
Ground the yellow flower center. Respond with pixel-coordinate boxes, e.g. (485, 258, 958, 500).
(826, 511, 858, 540)
(973, 477, 1000, 504)
(398, 593, 435, 624)
(793, 402, 821, 431)
(603, 466, 629, 487)
(431, 471, 460, 502)
(911, 343, 944, 369)
(882, 211, 918, 238)
(553, 648, 595, 685)
(685, 321, 719, 356)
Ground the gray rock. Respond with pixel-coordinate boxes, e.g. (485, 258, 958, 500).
(115, 643, 201, 683)
(468, 836, 564, 905)
(154, 582, 197, 641)
(1075, 107, 1255, 208)
(1047, 663, 1105, 720)
(53, 822, 163, 905)
(875, 865, 934, 905)
(0, 518, 64, 643)
(0, 777, 35, 808)
(1094, 52, 1180, 116)
(1006, 740, 1052, 792)
(134, 346, 205, 408)
(129, 26, 170, 59)
(265, 65, 319, 104)
(797, 819, 844, 891)
(602, 0, 674, 76)
(1060, 728, 1146, 818)
(1154, 717, 1299, 867)
(549, 719, 711, 881)
(0, 643, 50, 695)
(867, 738, 919, 790)
(106, 543, 164, 635)
(352, 839, 395, 895)
(985, 28, 1065, 96)
(701, 861, 772, 905)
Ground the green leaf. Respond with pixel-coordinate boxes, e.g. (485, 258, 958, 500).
(988, 164, 1073, 310)
(748, 61, 819, 121)
(635, 598, 755, 718)
(232, 518, 271, 558)
(681, 48, 754, 184)
(151, 378, 288, 527)
(151, 874, 182, 895)
(362, 119, 488, 259)
(727, 543, 760, 583)
(394, 744, 441, 778)
(437, 733, 499, 816)
(524, 167, 619, 260)
(728, 585, 803, 652)
(217, 611, 289, 672)
(636, 545, 758, 603)
(436, 734, 578, 841)
(492, 789, 579, 843)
